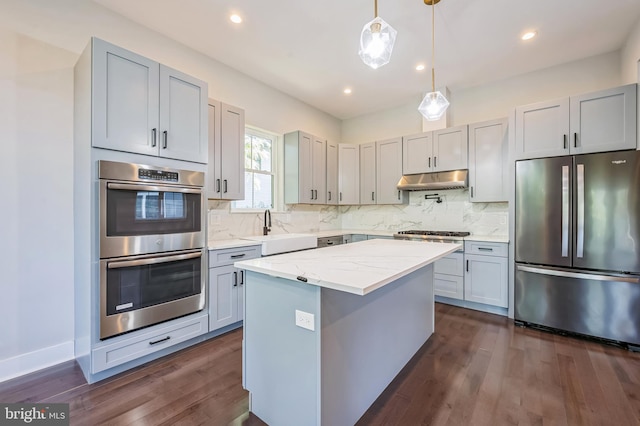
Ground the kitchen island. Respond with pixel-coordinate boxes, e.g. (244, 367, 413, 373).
(235, 239, 460, 426)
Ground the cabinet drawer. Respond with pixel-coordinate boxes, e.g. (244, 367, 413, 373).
(434, 273, 464, 300)
(92, 313, 208, 373)
(434, 252, 464, 276)
(464, 241, 508, 257)
(209, 246, 261, 268)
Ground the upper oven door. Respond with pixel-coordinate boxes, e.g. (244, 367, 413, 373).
(100, 180, 204, 258)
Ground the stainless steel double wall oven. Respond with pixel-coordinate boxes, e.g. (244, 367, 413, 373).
(98, 160, 206, 339)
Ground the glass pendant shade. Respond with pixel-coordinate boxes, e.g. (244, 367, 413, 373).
(418, 91, 450, 121)
(358, 16, 397, 69)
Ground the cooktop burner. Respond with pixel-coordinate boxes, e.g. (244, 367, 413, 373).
(396, 230, 471, 237)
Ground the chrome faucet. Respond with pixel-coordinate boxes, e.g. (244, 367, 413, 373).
(263, 209, 272, 235)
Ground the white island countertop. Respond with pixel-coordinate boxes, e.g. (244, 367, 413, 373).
(235, 238, 460, 296)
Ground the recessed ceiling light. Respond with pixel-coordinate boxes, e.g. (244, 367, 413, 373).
(416, 64, 426, 71)
(521, 31, 537, 41)
(230, 14, 242, 24)
(343, 88, 352, 95)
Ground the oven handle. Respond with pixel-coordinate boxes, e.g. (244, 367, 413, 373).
(107, 182, 202, 194)
(107, 251, 202, 269)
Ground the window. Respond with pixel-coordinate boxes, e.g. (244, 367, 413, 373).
(233, 127, 278, 210)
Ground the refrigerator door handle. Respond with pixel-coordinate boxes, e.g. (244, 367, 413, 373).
(561, 165, 569, 257)
(516, 265, 640, 283)
(576, 163, 585, 258)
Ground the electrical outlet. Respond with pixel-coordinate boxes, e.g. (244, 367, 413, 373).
(295, 309, 315, 331)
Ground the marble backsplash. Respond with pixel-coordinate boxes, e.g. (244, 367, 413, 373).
(207, 189, 508, 241)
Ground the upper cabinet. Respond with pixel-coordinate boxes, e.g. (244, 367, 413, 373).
(208, 100, 245, 200)
(338, 144, 360, 204)
(284, 131, 327, 204)
(402, 125, 468, 174)
(468, 118, 508, 203)
(360, 138, 407, 205)
(91, 38, 208, 163)
(515, 84, 637, 160)
(326, 141, 339, 205)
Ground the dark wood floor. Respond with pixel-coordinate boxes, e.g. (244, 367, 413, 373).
(2, 304, 639, 425)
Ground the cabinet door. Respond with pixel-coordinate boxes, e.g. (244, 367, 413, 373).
(326, 141, 339, 205)
(402, 132, 432, 174)
(469, 118, 508, 202)
(376, 138, 404, 204)
(159, 65, 208, 163)
(338, 144, 360, 204)
(464, 254, 508, 308)
(434, 274, 464, 300)
(311, 136, 327, 204)
(207, 100, 222, 198)
(570, 84, 637, 154)
(359, 142, 377, 204)
(209, 265, 240, 331)
(92, 38, 160, 156)
(433, 125, 468, 171)
(219, 103, 245, 200)
(299, 132, 314, 203)
(515, 98, 570, 160)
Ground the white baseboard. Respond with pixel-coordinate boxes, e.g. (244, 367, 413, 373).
(0, 341, 74, 383)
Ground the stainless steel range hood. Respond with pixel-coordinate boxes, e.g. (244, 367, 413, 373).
(396, 170, 468, 191)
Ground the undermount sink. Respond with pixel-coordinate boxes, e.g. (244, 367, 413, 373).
(240, 233, 318, 256)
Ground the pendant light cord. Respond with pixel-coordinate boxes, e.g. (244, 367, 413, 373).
(374, 0, 378, 18)
(431, 1, 435, 93)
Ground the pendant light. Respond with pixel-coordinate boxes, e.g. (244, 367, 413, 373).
(359, 0, 397, 69)
(418, 0, 449, 121)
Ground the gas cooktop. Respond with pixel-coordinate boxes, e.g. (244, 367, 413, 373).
(395, 230, 471, 237)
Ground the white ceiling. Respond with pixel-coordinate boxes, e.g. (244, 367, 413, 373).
(92, 0, 640, 120)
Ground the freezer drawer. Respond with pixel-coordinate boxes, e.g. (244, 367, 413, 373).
(515, 264, 640, 346)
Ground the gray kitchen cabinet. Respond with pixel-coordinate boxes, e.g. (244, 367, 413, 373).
(468, 118, 508, 202)
(284, 131, 327, 204)
(208, 245, 260, 332)
(91, 37, 208, 163)
(326, 141, 339, 205)
(207, 100, 245, 200)
(515, 83, 636, 160)
(338, 144, 360, 204)
(464, 241, 508, 308)
(402, 125, 468, 174)
(360, 138, 407, 205)
(359, 142, 377, 204)
(434, 253, 464, 300)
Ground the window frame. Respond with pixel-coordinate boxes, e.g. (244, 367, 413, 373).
(231, 125, 283, 213)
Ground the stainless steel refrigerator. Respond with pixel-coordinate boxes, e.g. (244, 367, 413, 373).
(515, 150, 640, 348)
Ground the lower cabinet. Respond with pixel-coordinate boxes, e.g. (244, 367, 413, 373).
(435, 241, 509, 312)
(463, 241, 509, 308)
(434, 252, 464, 299)
(208, 245, 261, 332)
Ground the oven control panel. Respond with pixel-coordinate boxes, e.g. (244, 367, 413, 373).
(138, 168, 179, 182)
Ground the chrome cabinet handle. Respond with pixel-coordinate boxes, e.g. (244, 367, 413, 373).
(163, 130, 168, 149)
(151, 128, 157, 147)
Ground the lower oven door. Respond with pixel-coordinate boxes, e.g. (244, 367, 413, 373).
(100, 249, 206, 339)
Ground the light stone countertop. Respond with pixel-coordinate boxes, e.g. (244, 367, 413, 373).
(208, 230, 508, 250)
(234, 238, 461, 296)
